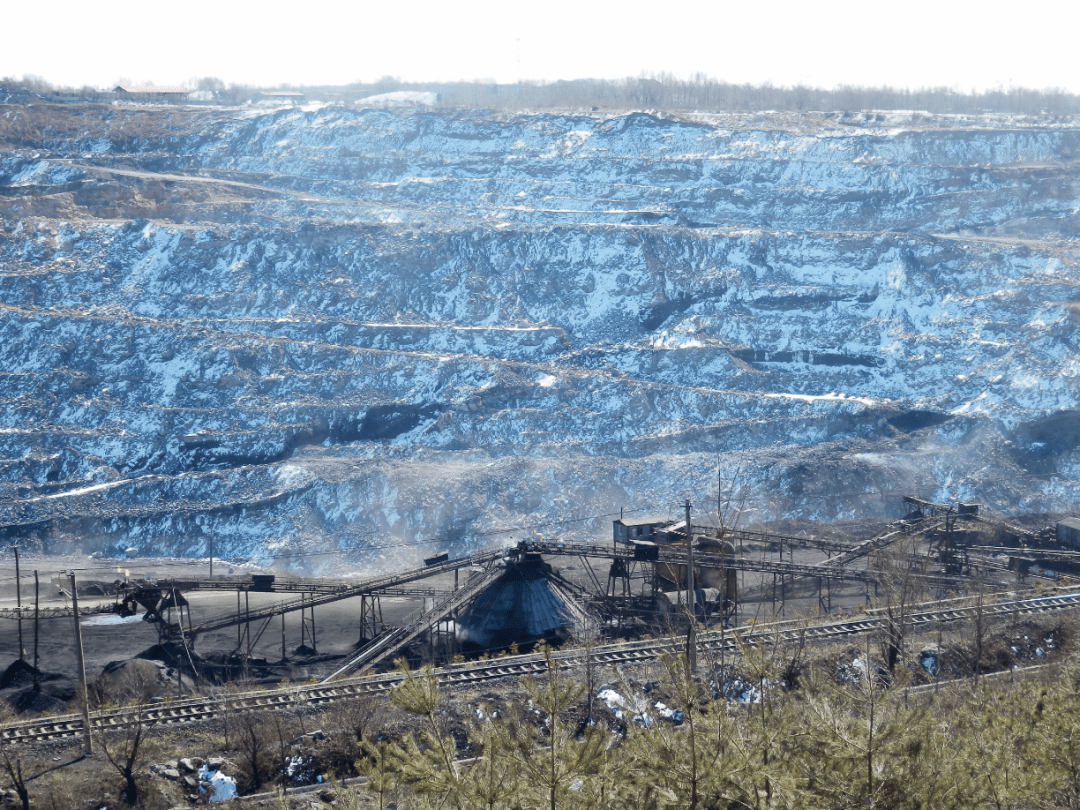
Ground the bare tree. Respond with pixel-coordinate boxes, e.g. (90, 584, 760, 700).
(579, 622, 602, 729)
(324, 689, 386, 775)
(89, 659, 164, 710)
(0, 705, 30, 810)
(870, 534, 924, 674)
(267, 709, 297, 797)
(99, 706, 159, 806)
(232, 710, 276, 792)
(972, 589, 987, 686)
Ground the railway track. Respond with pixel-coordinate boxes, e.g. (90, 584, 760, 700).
(5, 586, 1080, 745)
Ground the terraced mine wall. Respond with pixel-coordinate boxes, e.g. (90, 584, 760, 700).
(1, 103, 1079, 567)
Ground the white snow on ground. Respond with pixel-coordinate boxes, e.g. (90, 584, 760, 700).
(7, 160, 81, 186)
(197, 765, 237, 802)
(81, 614, 144, 626)
(765, 392, 879, 407)
(596, 688, 652, 725)
(43, 480, 127, 500)
(2, 106, 1079, 561)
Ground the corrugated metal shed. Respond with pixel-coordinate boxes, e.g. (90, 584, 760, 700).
(1057, 518, 1080, 548)
(613, 515, 672, 544)
(456, 554, 571, 650)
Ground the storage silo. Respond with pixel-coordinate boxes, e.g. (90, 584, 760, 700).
(455, 553, 573, 651)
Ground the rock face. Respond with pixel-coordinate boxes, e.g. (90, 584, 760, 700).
(1, 102, 1078, 568)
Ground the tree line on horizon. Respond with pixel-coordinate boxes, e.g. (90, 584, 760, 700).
(3, 72, 1079, 116)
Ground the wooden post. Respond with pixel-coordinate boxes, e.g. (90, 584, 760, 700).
(11, 546, 23, 660)
(185, 595, 196, 638)
(281, 612, 286, 662)
(69, 571, 93, 755)
(685, 499, 697, 671)
(300, 593, 306, 649)
(172, 588, 183, 697)
(33, 570, 39, 692)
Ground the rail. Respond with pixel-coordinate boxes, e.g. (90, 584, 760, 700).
(7, 585, 1080, 745)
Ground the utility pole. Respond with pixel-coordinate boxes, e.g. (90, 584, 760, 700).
(11, 545, 23, 660)
(685, 499, 697, 671)
(617, 507, 622, 552)
(69, 571, 93, 755)
(33, 571, 40, 692)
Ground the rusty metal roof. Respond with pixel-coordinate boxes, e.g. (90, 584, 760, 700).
(615, 514, 671, 528)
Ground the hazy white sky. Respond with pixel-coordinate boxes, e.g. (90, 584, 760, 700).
(4, 0, 1076, 94)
